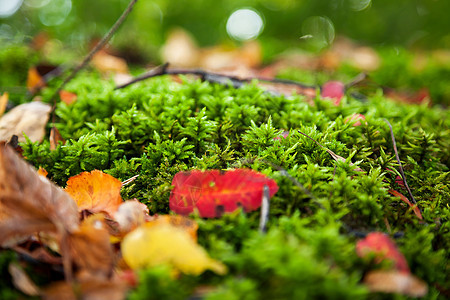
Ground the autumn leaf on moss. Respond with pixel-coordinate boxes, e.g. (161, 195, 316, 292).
(363, 270, 428, 297)
(65, 170, 123, 217)
(121, 223, 226, 275)
(169, 169, 278, 218)
(356, 232, 410, 273)
(67, 215, 115, 278)
(0, 142, 79, 247)
(114, 200, 150, 234)
(388, 189, 422, 220)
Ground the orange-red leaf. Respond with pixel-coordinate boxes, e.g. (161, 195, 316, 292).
(356, 232, 410, 273)
(65, 170, 123, 217)
(59, 90, 77, 105)
(388, 189, 422, 220)
(170, 169, 278, 218)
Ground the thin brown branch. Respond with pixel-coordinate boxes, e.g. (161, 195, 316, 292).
(384, 119, 418, 205)
(114, 62, 314, 92)
(51, 0, 138, 101)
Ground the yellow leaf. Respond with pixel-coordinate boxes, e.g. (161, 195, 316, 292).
(146, 215, 198, 241)
(121, 223, 226, 275)
(65, 170, 123, 217)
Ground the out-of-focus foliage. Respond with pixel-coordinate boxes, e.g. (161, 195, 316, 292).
(1, 0, 450, 61)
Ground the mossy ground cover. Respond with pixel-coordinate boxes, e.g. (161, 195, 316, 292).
(0, 45, 449, 299)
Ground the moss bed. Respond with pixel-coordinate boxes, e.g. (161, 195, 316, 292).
(1, 46, 449, 299)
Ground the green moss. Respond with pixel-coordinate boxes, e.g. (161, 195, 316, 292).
(17, 72, 449, 299)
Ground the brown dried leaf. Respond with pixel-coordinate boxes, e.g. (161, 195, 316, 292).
(92, 50, 129, 75)
(67, 215, 115, 278)
(0, 101, 51, 143)
(49, 127, 65, 150)
(364, 270, 428, 297)
(114, 200, 149, 234)
(8, 263, 41, 296)
(42, 272, 127, 300)
(0, 142, 79, 247)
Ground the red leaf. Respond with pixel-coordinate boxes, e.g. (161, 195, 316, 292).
(321, 81, 345, 105)
(169, 169, 278, 218)
(356, 232, 410, 274)
(388, 189, 422, 220)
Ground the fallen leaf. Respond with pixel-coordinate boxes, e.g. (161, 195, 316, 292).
(356, 232, 410, 273)
(65, 170, 123, 217)
(114, 200, 150, 234)
(121, 223, 226, 275)
(42, 272, 127, 300)
(388, 189, 423, 220)
(364, 270, 428, 297)
(38, 167, 48, 177)
(8, 263, 41, 296)
(92, 50, 129, 75)
(26, 65, 58, 93)
(58, 90, 77, 105)
(49, 126, 65, 150)
(0, 101, 52, 143)
(0, 92, 8, 117)
(148, 215, 198, 241)
(161, 28, 200, 68)
(0, 142, 79, 247)
(321, 81, 345, 105)
(67, 215, 115, 278)
(344, 113, 366, 126)
(169, 169, 279, 218)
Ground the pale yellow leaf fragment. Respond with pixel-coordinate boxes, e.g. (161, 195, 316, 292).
(121, 223, 226, 275)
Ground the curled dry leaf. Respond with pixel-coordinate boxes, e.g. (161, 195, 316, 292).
(121, 223, 226, 275)
(9, 263, 41, 296)
(65, 170, 123, 217)
(67, 215, 115, 278)
(0, 142, 79, 247)
(364, 270, 428, 297)
(356, 232, 410, 273)
(170, 169, 279, 218)
(0, 101, 51, 143)
(42, 271, 127, 300)
(49, 126, 65, 151)
(114, 200, 149, 233)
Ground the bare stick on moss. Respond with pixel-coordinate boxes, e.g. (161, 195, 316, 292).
(259, 185, 270, 233)
(384, 119, 418, 205)
(52, 0, 138, 100)
(115, 62, 314, 92)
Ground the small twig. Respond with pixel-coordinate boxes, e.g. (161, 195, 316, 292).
(121, 174, 139, 187)
(384, 119, 418, 205)
(258, 185, 270, 233)
(115, 63, 314, 92)
(345, 73, 367, 89)
(51, 0, 138, 101)
(115, 63, 169, 89)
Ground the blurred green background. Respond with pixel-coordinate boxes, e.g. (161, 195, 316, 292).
(1, 0, 450, 62)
